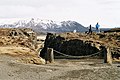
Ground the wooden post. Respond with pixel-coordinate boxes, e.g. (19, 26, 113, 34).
(104, 47, 112, 64)
(104, 48, 107, 63)
(46, 48, 54, 63)
(107, 48, 112, 64)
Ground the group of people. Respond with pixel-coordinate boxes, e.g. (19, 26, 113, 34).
(88, 23, 100, 34)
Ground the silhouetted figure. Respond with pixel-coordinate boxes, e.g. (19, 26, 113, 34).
(89, 24, 92, 34)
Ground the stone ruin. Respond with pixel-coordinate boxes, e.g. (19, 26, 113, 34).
(40, 32, 120, 63)
(40, 33, 102, 58)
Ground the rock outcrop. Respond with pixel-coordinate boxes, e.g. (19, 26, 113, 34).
(40, 32, 120, 60)
(0, 28, 45, 64)
(0, 28, 37, 49)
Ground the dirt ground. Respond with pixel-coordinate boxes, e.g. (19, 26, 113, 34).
(0, 29, 120, 80)
(0, 55, 120, 80)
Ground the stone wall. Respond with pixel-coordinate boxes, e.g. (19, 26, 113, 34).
(40, 33, 104, 58)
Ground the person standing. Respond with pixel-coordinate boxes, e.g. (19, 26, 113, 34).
(89, 24, 92, 34)
(95, 22, 100, 32)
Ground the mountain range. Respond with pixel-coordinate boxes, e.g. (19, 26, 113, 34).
(0, 18, 88, 33)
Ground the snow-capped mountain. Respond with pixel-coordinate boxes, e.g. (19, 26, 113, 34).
(0, 18, 88, 33)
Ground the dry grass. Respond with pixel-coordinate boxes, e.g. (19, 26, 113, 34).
(0, 46, 45, 64)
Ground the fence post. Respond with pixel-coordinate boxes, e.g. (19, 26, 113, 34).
(46, 48, 54, 63)
(107, 48, 112, 64)
(104, 47, 112, 64)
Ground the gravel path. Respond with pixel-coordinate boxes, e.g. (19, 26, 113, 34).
(0, 55, 120, 80)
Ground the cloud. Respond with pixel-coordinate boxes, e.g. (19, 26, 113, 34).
(0, 0, 120, 27)
(0, 5, 38, 18)
(0, 0, 43, 7)
(93, 0, 120, 5)
(102, 0, 120, 4)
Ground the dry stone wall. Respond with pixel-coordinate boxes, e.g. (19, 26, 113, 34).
(40, 33, 105, 58)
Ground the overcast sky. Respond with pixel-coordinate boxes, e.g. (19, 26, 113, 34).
(0, 0, 120, 28)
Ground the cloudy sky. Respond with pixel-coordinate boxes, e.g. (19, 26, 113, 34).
(0, 0, 120, 28)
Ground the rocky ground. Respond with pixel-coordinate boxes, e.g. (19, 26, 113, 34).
(0, 28, 120, 80)
(0, 28, 45, 65)
(0, 55, 120, 80)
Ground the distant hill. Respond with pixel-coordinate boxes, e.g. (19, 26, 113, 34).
(104, 28, 120, 32)
(0, 18, 88, 33)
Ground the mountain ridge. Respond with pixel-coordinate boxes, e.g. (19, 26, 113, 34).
(0, 18, 88, 33)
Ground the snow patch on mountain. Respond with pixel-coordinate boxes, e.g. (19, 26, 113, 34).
(0, 18, 88, 33)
